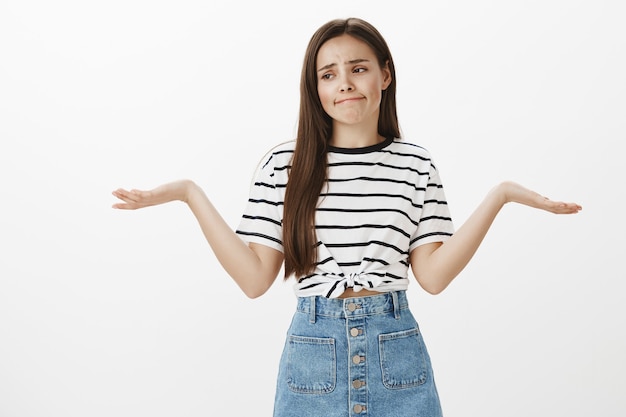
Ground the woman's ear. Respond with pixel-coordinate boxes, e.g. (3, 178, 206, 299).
(382, 60, 392, 90)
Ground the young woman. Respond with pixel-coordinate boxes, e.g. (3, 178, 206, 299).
(112, 17, 581, 417)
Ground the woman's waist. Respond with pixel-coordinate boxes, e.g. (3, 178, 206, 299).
(337, 287, 380, 298)
(296, 290, 409, 318)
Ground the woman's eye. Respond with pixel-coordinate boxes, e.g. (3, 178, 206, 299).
(354, 67, 366, 73)
(321, 73, 333, 80)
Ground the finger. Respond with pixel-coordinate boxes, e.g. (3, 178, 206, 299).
(112, 202, 137, 210)
(111, 191, 143, 210)
(547, 201, 582, 214)
(112, 189, 142, 203)
(563, 203, 582, 213)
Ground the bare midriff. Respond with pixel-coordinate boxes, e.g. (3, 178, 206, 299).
(337, 288, 380, 298)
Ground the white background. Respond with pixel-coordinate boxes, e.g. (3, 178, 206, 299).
(1, 1, 624, 416)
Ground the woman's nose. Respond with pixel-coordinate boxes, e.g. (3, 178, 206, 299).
(338, 74, 354, 92)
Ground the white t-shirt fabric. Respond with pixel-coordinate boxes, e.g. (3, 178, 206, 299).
(236, 137, 455, 298)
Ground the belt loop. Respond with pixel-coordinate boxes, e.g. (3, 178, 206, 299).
(309, 296, 316, 324)
(391, 291, 400, 320)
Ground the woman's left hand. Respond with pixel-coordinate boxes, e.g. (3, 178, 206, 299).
(497, 181, 582, 214)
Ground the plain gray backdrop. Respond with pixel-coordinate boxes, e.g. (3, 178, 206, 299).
(1, 0, 624, 416)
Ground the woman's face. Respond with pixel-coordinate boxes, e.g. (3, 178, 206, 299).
(316, 34, 391, 129)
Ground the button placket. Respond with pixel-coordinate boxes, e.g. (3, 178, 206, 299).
(346, 302, 367, 415)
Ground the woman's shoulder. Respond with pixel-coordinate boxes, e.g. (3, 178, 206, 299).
(389, 138, 434, 161)
(253, 140, 295, 172)
(261, 140, 296, 160)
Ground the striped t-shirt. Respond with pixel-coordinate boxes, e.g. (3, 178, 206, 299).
(236, 137, 455, 298)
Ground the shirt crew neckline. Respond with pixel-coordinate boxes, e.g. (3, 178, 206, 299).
(328, 136, 394, 154)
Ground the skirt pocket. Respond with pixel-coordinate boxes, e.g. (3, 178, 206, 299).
(286, 335, 336, 394)
(378, 328, 428, 389)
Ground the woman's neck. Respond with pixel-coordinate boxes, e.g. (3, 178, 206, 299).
(329, 124, 384, 149)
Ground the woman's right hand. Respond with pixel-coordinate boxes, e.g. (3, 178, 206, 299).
(112, 179, 282, 298)
(111, 179, 195, 210)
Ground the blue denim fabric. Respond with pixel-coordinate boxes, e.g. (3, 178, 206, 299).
(274, 291, 443, 417)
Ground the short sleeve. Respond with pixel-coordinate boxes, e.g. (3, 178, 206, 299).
(409, 160, 455, 251)
(235, 150, 286, 253)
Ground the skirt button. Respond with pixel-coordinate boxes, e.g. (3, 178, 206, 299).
(352, 379, 365, 389)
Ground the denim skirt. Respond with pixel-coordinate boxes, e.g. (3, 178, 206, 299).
(273, 291, 443, 417)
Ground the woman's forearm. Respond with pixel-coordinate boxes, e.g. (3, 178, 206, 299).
(112, 180, 282, 298)
(415, 186, 505, 294)
(183, 181, 282, 298)
(412, 181, 581, 294)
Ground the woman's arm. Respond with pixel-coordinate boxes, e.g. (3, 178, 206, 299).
(112, 180, 283, 298)
(410, 181, 582, 295)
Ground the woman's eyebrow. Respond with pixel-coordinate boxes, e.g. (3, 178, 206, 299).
(317, 58, 371, 73)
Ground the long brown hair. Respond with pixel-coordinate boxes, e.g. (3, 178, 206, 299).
(282, 17, 400, 279)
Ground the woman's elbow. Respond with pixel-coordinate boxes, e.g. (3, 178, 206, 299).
(243, 290, 263, 299)
(237, 274, 276, 299)
(238, 281, 271, 299)
(420, 283, 447, 295)
(415, 274, 450, 295)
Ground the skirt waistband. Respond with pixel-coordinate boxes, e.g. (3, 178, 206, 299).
(296, 290, 408, 319)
